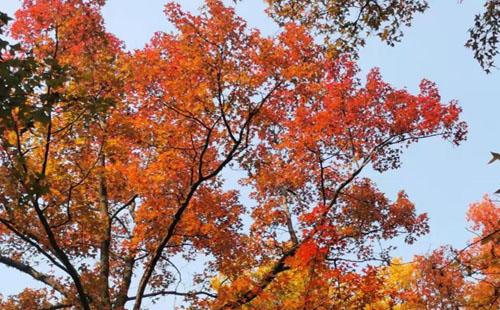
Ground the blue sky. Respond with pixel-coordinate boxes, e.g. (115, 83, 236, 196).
(1, 0, 499, 308)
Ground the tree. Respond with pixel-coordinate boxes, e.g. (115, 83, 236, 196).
(265, 0, 429, 56)
(465, 0, 500, 73)
(231, 198, 498, 310)
(266, 0, 500, 72)
(0, 0, 468, 309)
(382, 198, 499, 309)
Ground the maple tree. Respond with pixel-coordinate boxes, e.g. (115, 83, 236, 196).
(407, 197, 499, 309)
(212, 198, 498, 310)
(387, 197, 498, 310)
(265, 0, 429, 56)
(0, 0, 487, 309)
(266, 0, 500, 72)
(466, 0, 500, 73)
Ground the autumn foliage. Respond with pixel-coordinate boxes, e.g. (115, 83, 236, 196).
(0, 0, 496, 309)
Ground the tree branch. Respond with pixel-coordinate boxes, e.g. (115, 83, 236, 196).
(127, 290, 217, 301)
(0, 254, 67, 296)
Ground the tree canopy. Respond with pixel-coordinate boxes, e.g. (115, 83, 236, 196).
(0, 1, 496, 309)
(266, 0, 500, 72)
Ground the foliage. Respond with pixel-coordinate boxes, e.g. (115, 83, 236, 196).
(394, 197, 499, 310)
(207, 199, 498, 309)
(266, 0, 500, 72)
(0, 1, 490, 310)
(265, 0, 428, 57)
(465, 0, 500, 73)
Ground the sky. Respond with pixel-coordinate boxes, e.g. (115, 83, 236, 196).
(0, 0, 499, 309)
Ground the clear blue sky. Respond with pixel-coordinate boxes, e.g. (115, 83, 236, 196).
(1, 0, 499, 308)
